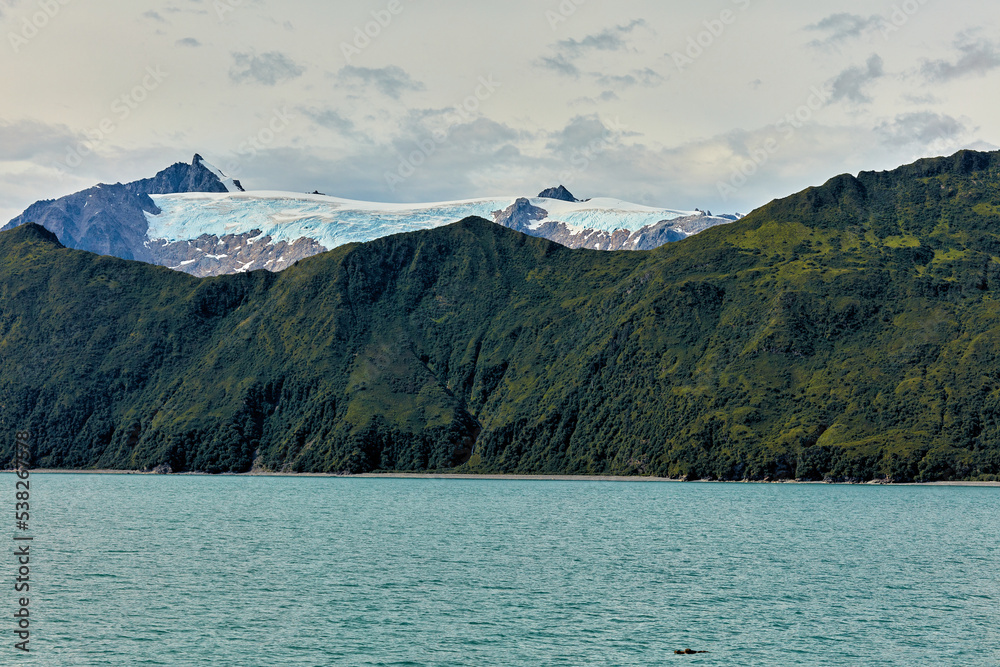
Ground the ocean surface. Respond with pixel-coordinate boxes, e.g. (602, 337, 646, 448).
(5, 474, 999, 666)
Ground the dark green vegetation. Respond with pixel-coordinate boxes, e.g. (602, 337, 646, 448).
(3, 150, 1000, 481)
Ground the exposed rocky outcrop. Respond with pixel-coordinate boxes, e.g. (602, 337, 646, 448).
(535, 219, 687, 250)
(537, 185, 578, 202)
(147, 230, 327, 277)
(491, 198, 548, 233)
(1, 155, 238, 262)
(491, 199, 735, 251)
(129, 154, 243, 196)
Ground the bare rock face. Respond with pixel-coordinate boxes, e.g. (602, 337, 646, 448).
(1, 155, 239, 262)
(146, 231, 327, 277)
(536, 185, 578, 202)
(492, 198, 548, 233)
(492, 200, 735, 251)
(532, 219, 687, 250)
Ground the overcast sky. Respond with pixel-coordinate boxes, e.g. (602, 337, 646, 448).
(1, 0, 999, 222)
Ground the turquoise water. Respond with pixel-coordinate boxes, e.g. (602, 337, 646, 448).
(4, 475, 999, 666)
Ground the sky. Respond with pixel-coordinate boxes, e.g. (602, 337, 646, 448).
(1, 0, 999, 223)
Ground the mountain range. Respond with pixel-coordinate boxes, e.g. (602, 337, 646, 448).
(2, 149, 1000, 482)
(2, 155, 738, 277)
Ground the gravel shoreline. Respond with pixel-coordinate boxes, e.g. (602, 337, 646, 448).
(3, 469, 998, 486)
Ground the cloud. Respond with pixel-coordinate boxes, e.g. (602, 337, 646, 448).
(595, 67, 664, 89)
(302, 108, 355, 134)
(556, 19, 647, 55)
(0, 164, 84, 227)
(538, 20, 648, 78)
(829, 54, 884, 104)
(571, 91, 621, 106)
(0, 127, 191, 224)
(0, 0, 18, 19)
(336, 65, 425, 99)
(224, 114, 527, 205)
(0, 119, 83, 163)
(806, 13, 883, 47)
(921, 34, 1000, 82)
(876, 112, 969, 147)
(176, 37, 201, 48)
(433, 117, 519, 152)
(902, 92, 941, 105)
(962, 140, 1000, 152)
(229, 51, 305, 86)
(545, 114, 628, 155)
(538, 54, 581, 78)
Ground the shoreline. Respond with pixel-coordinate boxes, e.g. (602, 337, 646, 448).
(2, 469, 998, 486)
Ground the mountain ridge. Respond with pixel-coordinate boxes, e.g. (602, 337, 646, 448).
(4, 156, 737, 275)
(2, 149, 1000, 481)
(1, 155, 240, 261)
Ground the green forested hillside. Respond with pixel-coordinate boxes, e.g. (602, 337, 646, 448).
(3, 150, 1000, 481)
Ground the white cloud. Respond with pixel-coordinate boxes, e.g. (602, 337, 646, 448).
(537, 19, 653, 80)
(876, 112, 970, 147)
(806, 13, 884, 47)
(829, 55, 885, 104)
(229, 51, 305, 86)
(921, 33, 1000, 82)
(0, 0, 998, 222)
(335, 66, 425, 100)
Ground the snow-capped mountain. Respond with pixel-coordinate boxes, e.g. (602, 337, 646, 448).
(3, 155, 740, 276)
(491, 195, 737, 251)
(1, 155, 242, 263)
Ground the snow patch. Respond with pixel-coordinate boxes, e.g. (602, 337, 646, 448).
(196, 156, 243, 193)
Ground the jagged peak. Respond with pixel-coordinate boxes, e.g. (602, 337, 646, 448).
(192, 154, 244, 192)
(537, 185, 578, 202)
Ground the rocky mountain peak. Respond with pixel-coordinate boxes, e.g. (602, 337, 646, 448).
(492, 198, 548, 233)
(537, 185, 578, 202)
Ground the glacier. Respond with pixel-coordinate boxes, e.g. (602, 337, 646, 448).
(526, 198, 699, 233)
(6, 152, 732, 278)
(145, 191, 703, 249)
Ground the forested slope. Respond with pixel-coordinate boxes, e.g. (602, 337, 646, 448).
(2, 150, 1000, 482)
